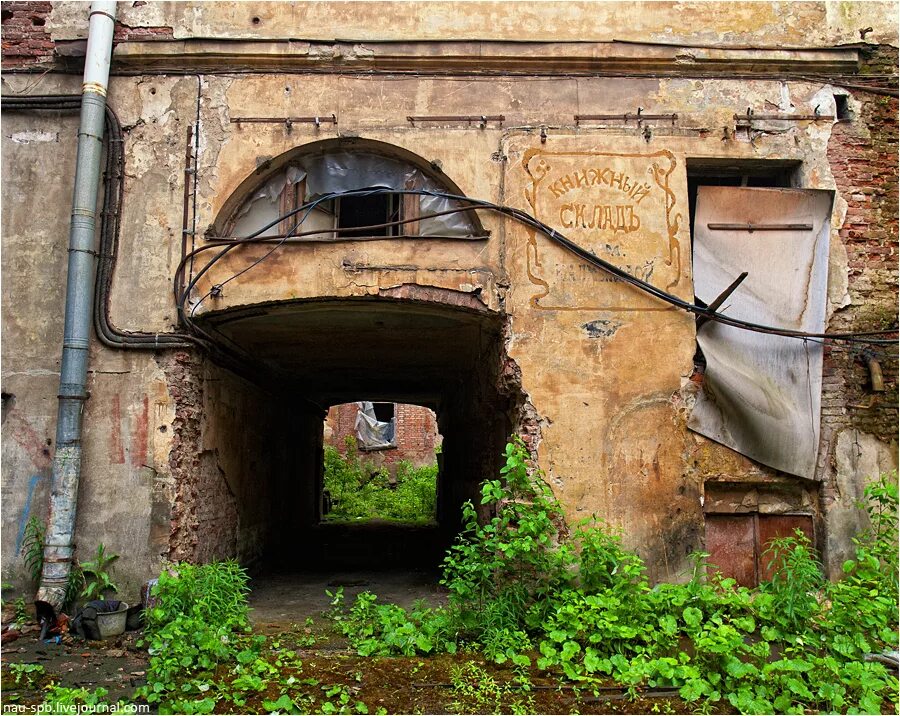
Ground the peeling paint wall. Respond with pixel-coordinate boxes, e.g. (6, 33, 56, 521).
(40, 1, 900, 47)
(1, 2, 897, 594)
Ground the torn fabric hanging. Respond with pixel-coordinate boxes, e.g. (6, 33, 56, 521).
(355, 401, 395, 450)
(688, 187, 834, 479)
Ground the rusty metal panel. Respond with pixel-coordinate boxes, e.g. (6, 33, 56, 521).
(688, 186, 834, 479)
(757, 514, 815, 581)
(706, 514, 757, 587)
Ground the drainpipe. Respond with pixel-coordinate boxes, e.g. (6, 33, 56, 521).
(36, 0, 118, 616)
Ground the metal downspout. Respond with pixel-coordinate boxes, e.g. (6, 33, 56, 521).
(35, 0, 117, 615)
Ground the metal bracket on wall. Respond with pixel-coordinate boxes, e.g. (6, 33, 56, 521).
(230, 114, 338, 131)
(696, 271, 748, 330)
(734, 107, 835, 124)
(406, 115, 505, 128)
(707, 223, 813, 232)
(575, 108, 678, 126)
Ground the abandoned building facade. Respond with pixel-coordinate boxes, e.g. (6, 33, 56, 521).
(1, 2, 897, 604)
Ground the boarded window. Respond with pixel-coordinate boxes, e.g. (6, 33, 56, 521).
(706, 513, 814, 587)
(688, 187, 834, 479)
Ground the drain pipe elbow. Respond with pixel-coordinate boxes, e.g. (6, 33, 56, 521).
(35, 0, 117, 617)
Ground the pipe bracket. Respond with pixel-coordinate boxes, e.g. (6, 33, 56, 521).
(82, 82, 108, 97)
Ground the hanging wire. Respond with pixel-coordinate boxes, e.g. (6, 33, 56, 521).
(177, 187, 898, 347)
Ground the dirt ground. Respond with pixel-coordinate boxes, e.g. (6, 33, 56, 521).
(1, 571, 697, 715)
(248, 569, 447, 626)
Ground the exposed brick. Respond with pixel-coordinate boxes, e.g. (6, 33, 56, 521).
(325, 402, 440, 469)
(821, 44, 899, 472)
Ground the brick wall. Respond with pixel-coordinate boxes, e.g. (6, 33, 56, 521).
(1, 2, 174, 70)
(824, 45, 899, 446)
(325, 402, 440, 468)
(1, 2, 53, 67)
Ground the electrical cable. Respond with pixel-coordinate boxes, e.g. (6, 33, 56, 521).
(179, 187, 898, 346)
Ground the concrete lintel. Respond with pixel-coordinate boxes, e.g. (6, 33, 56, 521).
(110, 39, 861, 76)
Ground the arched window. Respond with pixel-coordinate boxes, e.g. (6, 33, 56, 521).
(222, 150, 478, 241)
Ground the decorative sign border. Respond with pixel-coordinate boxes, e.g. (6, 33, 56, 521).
(521, 148, 683, 312)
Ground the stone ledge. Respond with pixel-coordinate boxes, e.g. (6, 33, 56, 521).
(107, 39, 861, 76)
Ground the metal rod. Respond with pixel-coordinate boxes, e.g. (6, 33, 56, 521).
(575, 113, 678, 123)
(230, 114, 337, 125)
(406, 114, 505, 126)
(734, 113, 834, 121)
(36, 0, 117, 617)
(697, 271, 748, 329)
(707, 223, 813, 232)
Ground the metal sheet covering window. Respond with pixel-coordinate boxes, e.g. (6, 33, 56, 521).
(688, 187, 834, 479)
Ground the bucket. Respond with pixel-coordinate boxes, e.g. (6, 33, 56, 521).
(96, 602, 129, 639)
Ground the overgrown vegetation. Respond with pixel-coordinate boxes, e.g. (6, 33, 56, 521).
(323, 437, 437, 524)
(34, 438, 891, 715)
(329, 439, 899, 715)
(137, 561, 384, 714)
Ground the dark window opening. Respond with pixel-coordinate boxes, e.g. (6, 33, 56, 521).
(834, 94, 851, 121)
(337, 193, 400, 238)
(372, 402, 395, 422)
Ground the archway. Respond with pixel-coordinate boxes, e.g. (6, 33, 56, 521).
(173, 140, 520, 589)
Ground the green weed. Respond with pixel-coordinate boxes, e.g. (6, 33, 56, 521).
(8, 662, 44, 688)
(80, 543, 119, 601)
(20, 515, 45, 584)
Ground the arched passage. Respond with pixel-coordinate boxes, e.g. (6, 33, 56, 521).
(194, 295, 514, 571)
(172, 139, 522, 577)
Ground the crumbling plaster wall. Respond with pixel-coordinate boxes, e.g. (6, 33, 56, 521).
(819, 46, 899, 572)
(0, 73, 292, 597)
(1, 1, 896, 591)
(161, 351, 294, 569)
(184, 72, 871, 580)
(42, 1, 898, 48)
(0, 91, 178, 599)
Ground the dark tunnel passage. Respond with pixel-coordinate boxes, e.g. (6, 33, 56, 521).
(192, 296, 518, 575)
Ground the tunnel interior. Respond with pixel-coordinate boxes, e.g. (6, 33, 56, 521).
(192, 297, 517, 573)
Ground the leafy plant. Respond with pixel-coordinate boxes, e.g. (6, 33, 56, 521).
(40, 683, 135, 715)
(80, 543, 119, 601)
(20, 515, 45, 584)
(8, 662, 44, 688)
(13, 597, 28, 624)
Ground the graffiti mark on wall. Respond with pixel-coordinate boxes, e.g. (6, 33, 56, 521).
(15, 474, 46, 552)
(108, 394, 150, 468)
(132, 396, 149, 468)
